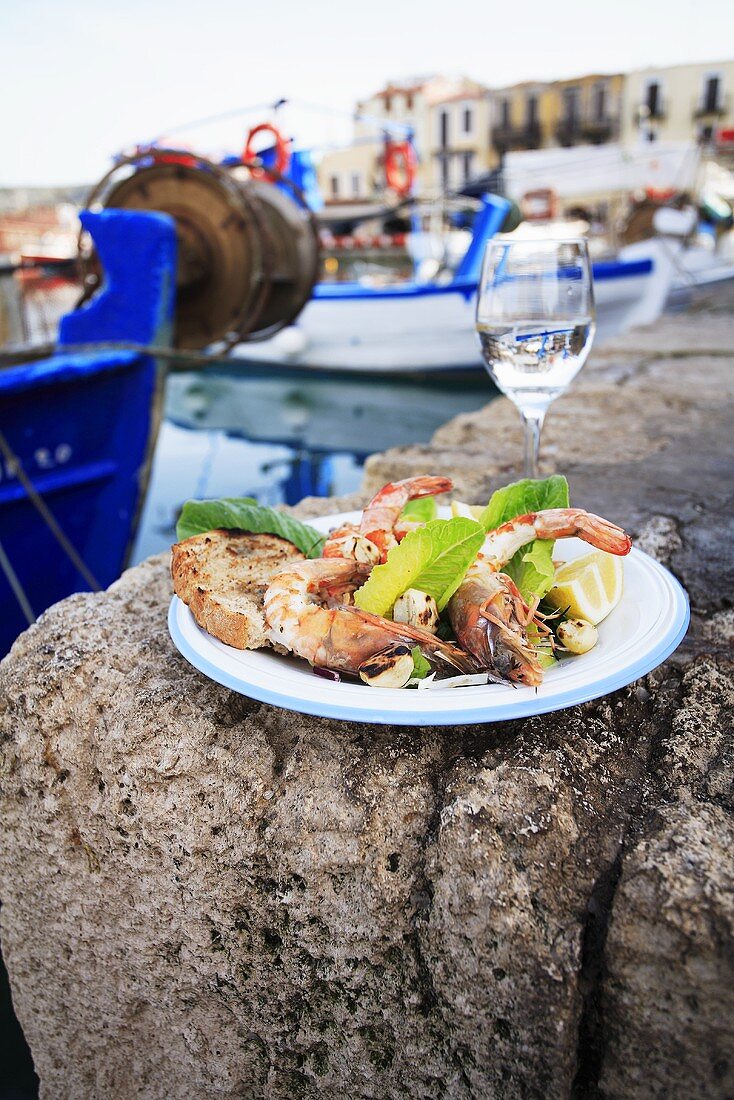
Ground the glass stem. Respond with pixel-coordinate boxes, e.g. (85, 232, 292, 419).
(521, 409, 546, 479)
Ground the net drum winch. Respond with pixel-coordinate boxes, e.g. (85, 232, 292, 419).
(80, 142, 320, 351)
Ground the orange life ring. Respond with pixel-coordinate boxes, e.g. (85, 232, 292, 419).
(384, 141, 416, 197)
(243, 122, 291, 180)
(644, 187, 676, 203)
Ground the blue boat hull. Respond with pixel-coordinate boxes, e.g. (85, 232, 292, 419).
(0, 210, 177, 657)
(0, 353, 162, 655)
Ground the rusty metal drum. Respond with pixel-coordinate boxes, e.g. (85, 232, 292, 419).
(82, 150, 320, 350)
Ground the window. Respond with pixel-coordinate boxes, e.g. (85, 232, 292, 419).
(406, 92, 414, 111)
(500, 98, 510, 127)
(563, 86, 579, 125)
(463, 107, 473, 134)
(439, 109, 449, 148)
(384, 95, 392, 114)
(594, 83, 607, 121)
(526, 94, 538, 127)
(351, 173, 362, 197)
(330, 175, 339, 199)
(646, 81, 661, 117)
(703, 75, 721, 113)
(440, 155, 449, 190)
(463, 151, 474, 181)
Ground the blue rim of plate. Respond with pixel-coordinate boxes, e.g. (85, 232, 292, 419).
(167, 550, 689, 726)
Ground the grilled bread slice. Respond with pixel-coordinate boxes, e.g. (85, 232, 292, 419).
(171, 529, 305, 650)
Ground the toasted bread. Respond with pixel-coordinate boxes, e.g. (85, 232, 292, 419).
(171, 529, 305, 650)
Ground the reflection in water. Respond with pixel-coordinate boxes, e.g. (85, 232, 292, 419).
(132, 363, 495, 563)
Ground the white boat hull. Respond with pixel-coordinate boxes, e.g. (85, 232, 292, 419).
(236, 267, 659, 374)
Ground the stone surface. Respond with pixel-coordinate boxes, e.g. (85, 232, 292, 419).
(600, 661, 734, 1099)
(1, 306, 733, 1099)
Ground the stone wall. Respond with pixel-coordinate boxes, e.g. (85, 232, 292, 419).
(0, 309, 732, 1098)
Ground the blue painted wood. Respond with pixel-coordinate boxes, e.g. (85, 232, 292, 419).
(313, 255, 653, 302)
(314, 192, 654, 304)
(0, 209, 177, 657)
(452, 194, 512, 285)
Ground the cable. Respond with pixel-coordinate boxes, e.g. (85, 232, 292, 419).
(0, 428, 102, 592)
(148, 96, 413, 148)
(0, 536, 35, 625)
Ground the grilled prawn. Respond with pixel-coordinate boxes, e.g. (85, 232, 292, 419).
(448, 508, 632, 686)
(264, 557, 476, 684)
(322, 475, 452, 564)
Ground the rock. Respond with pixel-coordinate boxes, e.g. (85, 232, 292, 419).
(0, 561, 653, 1099)
(1, 309, 734, 1098)
(601, 803, 734, 1100)
(601, 660, 734, 1099)
(3, 563, 732, 1098)
(632, 514, 683, 569)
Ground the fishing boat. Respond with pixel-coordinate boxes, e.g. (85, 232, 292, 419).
(0, 208, 177, 658)
(228, 132, 734, 373)
(233, 192, 675, 373)
(0, 153, 330, 658)
(10, 126, 728, 378)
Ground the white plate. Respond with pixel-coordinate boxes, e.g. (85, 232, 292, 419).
(168, 510, 689, 725)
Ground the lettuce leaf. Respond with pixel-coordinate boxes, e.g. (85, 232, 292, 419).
(478, 475, 570, 603)
(411, 647, 432, 679)
(176, 498, 326, 558)
(479, 475, 569, 531)
(353, 517, 484, 616)
(414, 519, 485, 609)
(399, 497, 438, 523)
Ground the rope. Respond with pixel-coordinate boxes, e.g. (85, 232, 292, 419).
(0, 535, 35, 625)
(0, 340, 229, 367)
(0, 428, 102, 592)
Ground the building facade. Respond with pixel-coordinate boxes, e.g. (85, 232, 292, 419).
(317, 75, 494, 203)
(423, 79, 493, 193)
(492, 74, 624, 153)
(620, 60, 734, 146)
(315, 140, 383, 206)
(549, 74, 624, 147)
(317, 61, 734, 206)
(492, 82, 548, 152)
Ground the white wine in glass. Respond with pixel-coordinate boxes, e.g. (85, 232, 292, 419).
(476, 237, 596, 478)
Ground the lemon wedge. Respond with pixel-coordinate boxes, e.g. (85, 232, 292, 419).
(545, 550, 624, 625)
(450, 500, 485, 521)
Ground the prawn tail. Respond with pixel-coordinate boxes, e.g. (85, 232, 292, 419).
(528, 508, 632, 556)
(401, 475, 454, 500)
(575, 511, 633, 556)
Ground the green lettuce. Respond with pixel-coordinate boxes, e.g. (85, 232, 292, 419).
(399, 497, 438, 523)
(479, 475, 570, 603)
(354, 516, 485, 616)
(176, 497, 326, 558)
(411, 647, 432, 679)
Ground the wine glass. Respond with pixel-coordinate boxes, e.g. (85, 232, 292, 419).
(476, 237, 596, 478)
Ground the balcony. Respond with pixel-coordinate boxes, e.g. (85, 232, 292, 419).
(579, 116, 618, 144)
(693, 93, 729, 119)
(492, 121, 542, 151)
(555, 119, 581, 147)
(633, 100, 666, 125)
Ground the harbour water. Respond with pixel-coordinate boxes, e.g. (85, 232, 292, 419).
(131, 362, 497, 562)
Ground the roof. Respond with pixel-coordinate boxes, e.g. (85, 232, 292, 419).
(372, 78, 435, 99)
(434, 88, 488, 104)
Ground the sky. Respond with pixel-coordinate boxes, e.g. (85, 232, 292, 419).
(1, 0, 733, 187)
